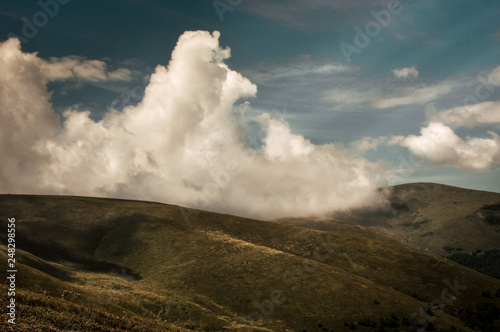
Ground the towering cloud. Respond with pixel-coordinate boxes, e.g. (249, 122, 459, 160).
(0, 31, 387, 219)
(0, 38, 60, 193)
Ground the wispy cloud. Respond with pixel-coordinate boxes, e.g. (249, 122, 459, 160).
(373, 82, 455, 109)
(240, 0, 384, 30)
(324, 80, 456, 111)
(41, 56, 132, 82)
(0, 10, 21, 20)
(324, 88, 380, 108)
(244, 62, 352, 84)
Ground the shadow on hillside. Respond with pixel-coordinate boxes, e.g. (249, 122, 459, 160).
(11, 233, 142, 281)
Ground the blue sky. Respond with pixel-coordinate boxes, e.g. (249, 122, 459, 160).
(1, 0, 500, 212)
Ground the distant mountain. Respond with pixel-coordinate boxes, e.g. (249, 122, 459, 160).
(280, 183, 500, 279)
(1, 192, 500, 331)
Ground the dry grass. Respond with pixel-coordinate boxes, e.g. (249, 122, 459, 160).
(0, 283, 181, 331)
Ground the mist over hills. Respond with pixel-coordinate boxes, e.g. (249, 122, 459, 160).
(1, 183, 500, 331)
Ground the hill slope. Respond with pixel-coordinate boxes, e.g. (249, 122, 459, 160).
(338, 183, 500, 252)
(326, 183, 500, 278)
(1, 193, 500, 331)
(282, 183, 500, 278)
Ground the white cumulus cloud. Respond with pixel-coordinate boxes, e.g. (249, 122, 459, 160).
(0, 31, 387, 219)
(429, 101, 500, 128)
(400, 122, 500, 170)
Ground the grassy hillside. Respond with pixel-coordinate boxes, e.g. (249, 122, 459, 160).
(282, 183, 500, 278)
(1, 193, 500, 331)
